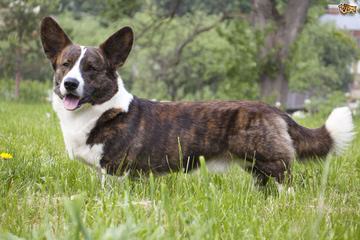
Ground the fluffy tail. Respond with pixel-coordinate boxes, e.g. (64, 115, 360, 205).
(325, 107, 355, 154)
(285, 107, 354, 159)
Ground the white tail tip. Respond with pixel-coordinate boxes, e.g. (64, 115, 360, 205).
(325, 107, 355, 155)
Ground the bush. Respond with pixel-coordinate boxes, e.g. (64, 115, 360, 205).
(306, 91, 348, 117)
(0, 79, 51, 103)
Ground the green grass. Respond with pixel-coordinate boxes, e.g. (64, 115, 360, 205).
(0, 101, 359, 239)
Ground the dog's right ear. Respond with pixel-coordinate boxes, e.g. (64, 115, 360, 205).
(40, 16, 72, 68)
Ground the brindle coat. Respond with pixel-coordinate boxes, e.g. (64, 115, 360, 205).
(87, 98, 332, 184)
(40, 17, 335, 186)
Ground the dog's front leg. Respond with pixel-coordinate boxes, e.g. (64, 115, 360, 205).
(96, 168, 129, 188)
(96, 168, 107, 188)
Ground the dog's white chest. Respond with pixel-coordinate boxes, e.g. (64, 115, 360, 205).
(62, 126, 104, 168)
(53, 95, 104, 168)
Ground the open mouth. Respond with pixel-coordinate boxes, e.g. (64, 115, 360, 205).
(63, 94, 81, 111)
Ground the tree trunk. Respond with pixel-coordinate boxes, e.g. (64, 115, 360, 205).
(251, 0, 310, 107)
(169, 84, 177, 101)
(15, 47, 22, 98)
(15, 71, 21, 98)
(260, 64, 288, 105)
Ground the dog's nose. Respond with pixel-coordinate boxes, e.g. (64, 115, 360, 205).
(64, 78, 79, 91)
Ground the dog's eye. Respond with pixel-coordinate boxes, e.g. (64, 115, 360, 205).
(87, 64, 97, 71)
(62, 61, 70, 67)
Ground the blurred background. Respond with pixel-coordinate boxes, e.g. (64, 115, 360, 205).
(1, 0, 360, 114)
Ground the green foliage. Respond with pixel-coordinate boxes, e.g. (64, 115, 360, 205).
(0, 0, 57, 37)
(155, 0, 250, 16)
(0, 79, 50, 102)
(220, 7, 358, 102)
(58, 0, 106, 17)
(0, 0, 59, 81)
(0, 1, 357, 102)
(103, 11, 232, 101)
(306, 91, 348, 117)
(217, 20, 260, 100)
(101, 0, 143, 20)
(289, 23, 358, 95)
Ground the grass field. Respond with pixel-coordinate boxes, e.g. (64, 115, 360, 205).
(0, 101, 359, 239)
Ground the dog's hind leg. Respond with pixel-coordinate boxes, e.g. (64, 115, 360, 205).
(251, 158, 295, 196)
(243, 165, 269, 186)
(250, 131, 295, 192)
(254, 159, 292, 185)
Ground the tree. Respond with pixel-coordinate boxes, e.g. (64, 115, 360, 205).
(217, 21, 259, 100)
(98, 0, 260, 101)
(251, 0, 313, 105)
(289, 22, 358, 95)
(0, 0, 57, 97)
(131, 0, 320, 103)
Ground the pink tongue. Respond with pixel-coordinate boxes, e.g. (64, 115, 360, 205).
(63, 95, 80, 110)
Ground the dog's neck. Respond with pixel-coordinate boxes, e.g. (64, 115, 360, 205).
(111, 76, 134, 113)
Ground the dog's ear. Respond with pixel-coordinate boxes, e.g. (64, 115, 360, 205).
(40, 16, 72, 68)
(100, 26, 133, 68)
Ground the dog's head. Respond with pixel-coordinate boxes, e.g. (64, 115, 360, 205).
(40, 17, 133, 111)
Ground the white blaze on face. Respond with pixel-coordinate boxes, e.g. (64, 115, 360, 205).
(60, 46, 87, 96)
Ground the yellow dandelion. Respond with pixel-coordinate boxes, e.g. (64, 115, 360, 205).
(0, 152, 13, 159)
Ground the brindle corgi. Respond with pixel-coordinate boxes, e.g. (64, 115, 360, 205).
(40, 17, 354, 188)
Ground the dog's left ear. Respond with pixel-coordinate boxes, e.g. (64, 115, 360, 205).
(100, 26, 133, 68)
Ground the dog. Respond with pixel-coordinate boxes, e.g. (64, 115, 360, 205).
(40, 16, 354, 188)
